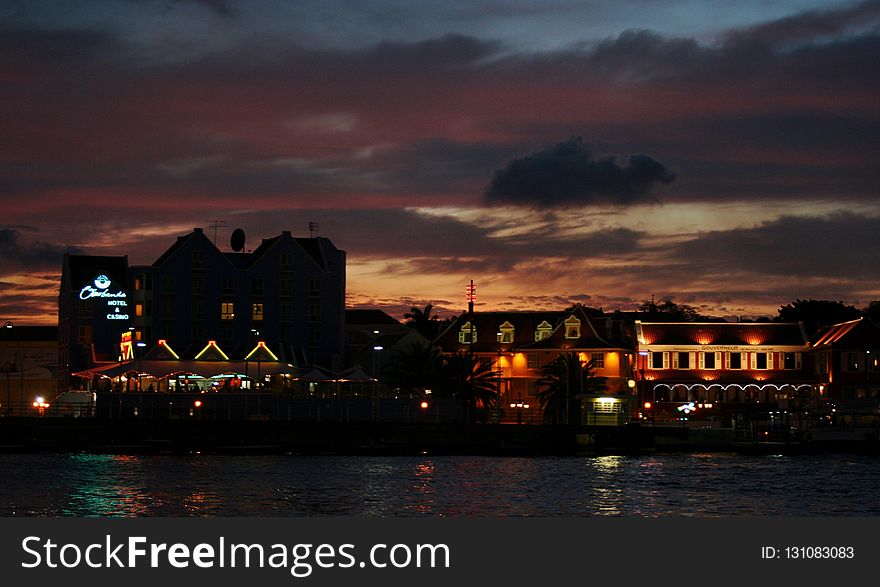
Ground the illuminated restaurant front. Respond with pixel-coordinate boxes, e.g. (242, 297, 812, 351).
(72, 337, 316, 394)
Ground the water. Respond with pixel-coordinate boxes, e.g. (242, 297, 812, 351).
(1, 452, 879, 516)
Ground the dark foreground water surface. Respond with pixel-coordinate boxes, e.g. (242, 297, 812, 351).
(2, 453, 879, 516)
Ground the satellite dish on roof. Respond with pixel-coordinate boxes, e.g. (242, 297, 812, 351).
(230, 228, 246, 252)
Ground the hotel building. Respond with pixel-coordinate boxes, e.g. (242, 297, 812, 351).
(634, 321, 813, 423)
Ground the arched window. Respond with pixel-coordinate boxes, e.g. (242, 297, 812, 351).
(498, 321, 514, 344)
(459, 321, 477, 344)
(564, 316, 581, 339)
(535, 321, 553, 341)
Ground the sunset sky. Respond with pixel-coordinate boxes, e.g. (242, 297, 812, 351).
(2, 0, 879, 324)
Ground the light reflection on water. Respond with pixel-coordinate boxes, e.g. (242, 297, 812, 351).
(2, 452, 880, 517)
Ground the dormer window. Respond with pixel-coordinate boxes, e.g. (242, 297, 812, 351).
(564, 316, 581, 339)
(498, 321, 514, 344)
(535, 321, 553, 341)
(459, 321, 477, 344)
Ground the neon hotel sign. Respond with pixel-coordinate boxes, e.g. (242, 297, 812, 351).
(79, 275, 129, 320)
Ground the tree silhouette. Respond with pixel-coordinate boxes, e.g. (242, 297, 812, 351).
(404, 303, 442, 340)
(383, 341, 443, 395)
(438, 352, 500, 422)
(638, 298, 708, 322)
(776, 299, 861, 335)
(535, 352, 607, 425)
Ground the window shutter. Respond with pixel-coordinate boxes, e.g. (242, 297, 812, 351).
(715, 352, 722, 370)
(795, 353, 802, 370)
(690, 352, 696, 370)
(750, 353, 756, 369)
(767, 352, 773, 370)
(698, 352, 705, 369)
(663, 352, 670, 369)
(672, 352, 679, 369)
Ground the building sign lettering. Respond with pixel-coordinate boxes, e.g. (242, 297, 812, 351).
(80, 275, 129, 322)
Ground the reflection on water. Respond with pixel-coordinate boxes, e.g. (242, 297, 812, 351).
(2, 452, 880, 517)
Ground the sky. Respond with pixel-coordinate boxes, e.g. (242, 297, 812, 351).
(1, 0, 879, 324)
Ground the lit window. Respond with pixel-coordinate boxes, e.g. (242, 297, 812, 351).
(459, 321, 477, 344)
(846, 352, 860, 372)
(590, 353, 605, 368)
(535, 321, 553, 341)
(135, 303, 143, 317)
(564, 316, 581, 339)
(252, 303, 264, 321)
(221, 302, 234, 320)
(498, 321, 514, 344)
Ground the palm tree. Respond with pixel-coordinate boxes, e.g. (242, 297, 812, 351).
(535, 352, 607, 425)
(383, 341, 443, 395)
(404, 304, 441, 340)
(438, 352, 500, 422)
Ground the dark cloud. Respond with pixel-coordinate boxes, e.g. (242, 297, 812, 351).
(674, 213, 880, 281)
(723, 0, 880, 48)
(0, 229, 82, 274)
(484, 138, 675, 207)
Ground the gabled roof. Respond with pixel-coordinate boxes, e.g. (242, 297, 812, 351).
(811, 318, 880, 349)
(345, 309, 402, 326)
(636, 321, 808, 347)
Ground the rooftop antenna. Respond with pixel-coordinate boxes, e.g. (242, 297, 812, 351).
(308, 221, 320, 238)
(207, 220, 227, 246)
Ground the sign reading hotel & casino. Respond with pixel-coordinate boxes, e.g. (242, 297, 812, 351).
(79, 274, 129, 321)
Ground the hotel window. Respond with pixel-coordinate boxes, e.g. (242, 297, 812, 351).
(161, 297, 174, 318)
(459, 321, 477, 344)
(135, 303, 144, 317)
(134, 275, 144, 291)
(753, 352, 769, 370)
(252, 303, 264, 321)
(309, 279, 321, 296)
(192, 273, 205, 294)
(222, 326, 233, 344)
(783, 352, 801, 370)
(591, 353, 605, 368)
(309, 302, 321, 320)
(872, 353, 880, 372)
(564, 317, 581, 339)
(675, 352, 691, 370)
(191, 248, 205, 269)
(251, 278, 264, 295)
(498, 321, 514, 344)
(192, 300, 204, 321)
(309, 328, 321, 347)
(280, 253, 292, 271)
(221, 302, 235, 320)
(191, 325, 203, 341)
(728, 352, 743, 370)
(535, 321, 553, 341)
(527, 354, 540, 370)
(280, 277, 293, 296)
(221, 278, 235, 294)
(701, 352, 717, 370)
(161, 275, 174, 293)
(280, 303, 293, 322)
(650, 351, 668, 369)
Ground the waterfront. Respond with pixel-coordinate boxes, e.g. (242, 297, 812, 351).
(2, 453, 879, 517)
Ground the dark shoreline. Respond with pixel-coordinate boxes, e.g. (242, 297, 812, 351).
(1, 417, 878, 457)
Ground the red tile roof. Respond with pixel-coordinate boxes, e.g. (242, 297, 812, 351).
(636, 321, 807, 346)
